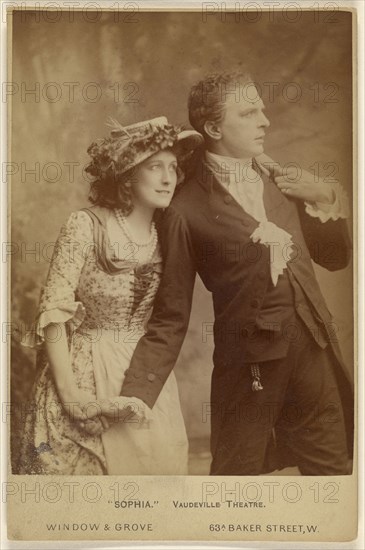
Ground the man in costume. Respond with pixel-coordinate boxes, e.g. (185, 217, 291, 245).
(120, 72, 353, 475)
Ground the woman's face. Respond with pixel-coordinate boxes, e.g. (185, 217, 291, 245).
(130, 149, 178, 210)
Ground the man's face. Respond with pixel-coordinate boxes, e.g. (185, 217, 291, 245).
(215, 84, 270, 159)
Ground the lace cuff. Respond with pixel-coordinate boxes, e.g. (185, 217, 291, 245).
(21, 302, 86, 348)
(305, 181, 350, 222)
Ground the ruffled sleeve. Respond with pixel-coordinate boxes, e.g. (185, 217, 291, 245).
(304, 180, 350, 222)
(22, 210, 94, 348)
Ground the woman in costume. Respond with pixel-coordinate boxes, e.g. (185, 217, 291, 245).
(18, 117, 202, 475)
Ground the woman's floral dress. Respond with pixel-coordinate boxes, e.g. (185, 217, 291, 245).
(18, 207, 188, 475)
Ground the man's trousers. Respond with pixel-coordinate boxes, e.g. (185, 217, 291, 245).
(209, 317, 352, 476)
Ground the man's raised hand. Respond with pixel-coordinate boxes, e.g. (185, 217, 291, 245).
(257, 153, 335, 205)
(274, 165, 334, 204)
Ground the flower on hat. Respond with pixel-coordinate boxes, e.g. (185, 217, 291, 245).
(86, 122, 182, 179)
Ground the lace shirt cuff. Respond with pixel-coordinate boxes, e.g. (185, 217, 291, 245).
(305, 181, 350, 222)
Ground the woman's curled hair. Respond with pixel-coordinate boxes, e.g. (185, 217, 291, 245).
(87, 162, 135, 216)
(86, 147, 185, 215)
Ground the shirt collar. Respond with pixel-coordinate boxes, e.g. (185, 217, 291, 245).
(205, 150, 254, 186)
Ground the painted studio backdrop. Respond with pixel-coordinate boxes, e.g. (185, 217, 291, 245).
(10, 9, 353, 474)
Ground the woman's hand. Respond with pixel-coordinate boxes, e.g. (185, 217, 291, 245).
(61, 390, 152, 428)
(74, 396, 153, 433)
(59, 389, 111, 434)
(77, 416, 110, 436)
(60, 388, 102, 421)
(97, 396, 153, 424)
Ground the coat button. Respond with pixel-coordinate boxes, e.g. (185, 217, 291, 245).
(133, 372, 142, 379)
(241, 325, 254, 337)
(251, 298, 260, 308)
(224, 195, 233, 204)
(147, 373, 156, 382)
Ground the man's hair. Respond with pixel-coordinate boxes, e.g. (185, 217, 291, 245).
(188, 71, 253, 139)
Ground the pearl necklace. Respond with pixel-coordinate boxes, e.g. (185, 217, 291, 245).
(114, 208, 158, 263)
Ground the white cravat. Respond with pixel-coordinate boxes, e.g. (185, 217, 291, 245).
(205, 151, 294, 286)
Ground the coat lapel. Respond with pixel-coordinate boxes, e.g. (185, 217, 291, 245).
(195, 154, 286, 226)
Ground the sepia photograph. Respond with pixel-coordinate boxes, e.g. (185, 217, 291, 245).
(3, 1, 360, 544)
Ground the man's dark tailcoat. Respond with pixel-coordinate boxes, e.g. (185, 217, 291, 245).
(121, 150, 353, 473)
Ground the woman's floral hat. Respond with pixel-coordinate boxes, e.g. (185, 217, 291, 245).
(86, 116, 203, 178)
